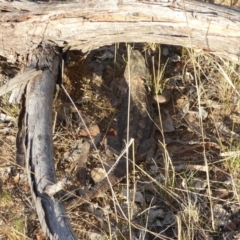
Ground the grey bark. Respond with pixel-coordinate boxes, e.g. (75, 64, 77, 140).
(17, 43, 76, 240)
(0, 0, 240, 64)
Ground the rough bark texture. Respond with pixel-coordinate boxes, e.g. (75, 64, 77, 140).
(0, 0, 240, 64)
(16, 43, 76, 240)
(1, 0, 240, 238)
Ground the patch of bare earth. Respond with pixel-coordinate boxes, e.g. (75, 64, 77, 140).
(1, 42, 240, 240)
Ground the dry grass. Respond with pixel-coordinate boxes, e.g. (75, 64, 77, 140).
(57, 44, 240, 240)
(1, 43, 240, 240)
(1, 2, 240, 240)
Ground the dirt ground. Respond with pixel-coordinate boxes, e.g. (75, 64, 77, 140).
(1, 42, 240, 240)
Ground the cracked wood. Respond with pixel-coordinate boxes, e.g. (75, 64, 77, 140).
(0, 0, 240, 64)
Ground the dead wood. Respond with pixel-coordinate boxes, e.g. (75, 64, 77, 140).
(16, 43, 76, 240)
(0, 0, 240, 63)
(0, 0, 240, 238)
(0, 69, 42, 97)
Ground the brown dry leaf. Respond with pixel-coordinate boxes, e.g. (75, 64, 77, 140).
(211, 189, 229, 199)
(154, 94, 168, 104)
(91, 168, 106, 183)
(155, 88, 172, 104)
(106, 128, 117, 137)
(0, 128, 10, 134)
(79, 125, 100, 137)
(176, 95, 189, 114)
(91, 73, 103, 87)
(63, 140, 84, 162)
(12, 173, 20, 184)
(5, 135, 16, 145)
(7, 173, 21, 186)
(223, 221, 237, 231)
(35, 228, 46, 240)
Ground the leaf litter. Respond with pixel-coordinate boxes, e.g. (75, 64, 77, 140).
(1, 43, 240, 239)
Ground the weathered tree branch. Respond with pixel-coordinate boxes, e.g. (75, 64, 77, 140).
(0, 0, 240, 63)
(1, 0, 240, 238)
(16, 43, 76, 240)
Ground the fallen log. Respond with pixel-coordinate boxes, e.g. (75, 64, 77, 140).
(0, 0, 240, 63)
